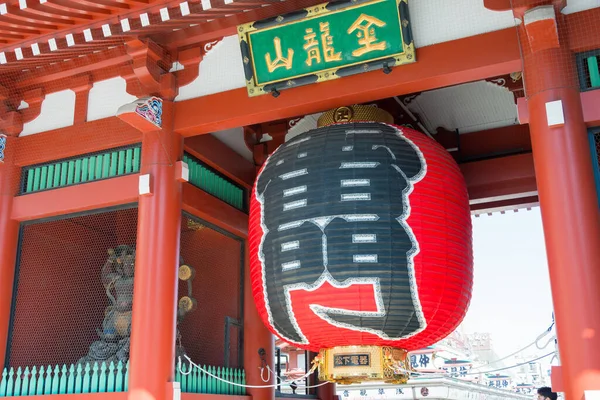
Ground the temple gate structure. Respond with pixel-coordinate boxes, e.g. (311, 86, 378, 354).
(0, 1, 599, 400)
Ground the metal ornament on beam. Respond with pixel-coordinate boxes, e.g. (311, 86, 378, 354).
(238, 0, 415, 97)
(117, 96, 164, 133)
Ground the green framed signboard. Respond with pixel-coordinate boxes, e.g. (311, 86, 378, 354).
(238, 0, 415, 97)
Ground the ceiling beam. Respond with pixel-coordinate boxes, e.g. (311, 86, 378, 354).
(517, 89, 600, 127)
(184, 134, 255, 189)
(173, 27, 522, 136)
(471, 196, 539, 216)
(461, 152, 537, 208)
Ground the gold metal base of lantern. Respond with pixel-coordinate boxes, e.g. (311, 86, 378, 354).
(317, 105, 394, 127)
(317, 345, 411, 385)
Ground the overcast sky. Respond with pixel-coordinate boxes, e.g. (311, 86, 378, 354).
(461, 207, 555, 368)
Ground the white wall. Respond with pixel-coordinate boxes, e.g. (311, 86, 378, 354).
(176, 35, 247, 102)
(87, 77, 137, 122)
(21, 90, 75, 136)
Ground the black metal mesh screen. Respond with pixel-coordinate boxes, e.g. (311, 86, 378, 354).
(178, 213, 243, 369)
(594, 132, 600, 163)
(8, 207, 138, 368)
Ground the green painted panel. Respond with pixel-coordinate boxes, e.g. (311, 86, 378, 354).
(26, 169, 34, 193)
(74, 160, 82, 184)
(36, 366, 45, 395)
(43, 365, 52, 395)
(58, 365, 67, 394)
(21, 145, 141, 194)
(81, 159, 89, 183)
(60, 162, 68, 187)
(6, 368, 14, 397)
(74, 364, 83, 394)
(589, 56, 600, 88)
(51, 365, 59, 394)
(67, 161, 75, 185)
(182, 153, 245, 211)
(109, 152, 118, 177)
(67, 365, 76, 395)
(27, 366, 37, 396)
(53, 164, 61, 188)
(239, 0, 414, 96)
(88, 157, 96, 181)
(125, 149, 133, 174)
(133, 147, 141, 173)
(39, 167, 48, 191)
(32, 168, 41, 192)
(46, 165, 55, 189)
(115, 362, 123, 392)
(13, 368, 22, 397)
(101, 154, 110, 179)
(117, 151, 126, 176)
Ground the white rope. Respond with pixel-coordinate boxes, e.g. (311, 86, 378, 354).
(266, 365, 318, 384)
(178, 356, 329, 389)
(260, 365, 271, 383)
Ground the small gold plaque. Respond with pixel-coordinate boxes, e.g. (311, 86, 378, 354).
(318, 345, 411, 385)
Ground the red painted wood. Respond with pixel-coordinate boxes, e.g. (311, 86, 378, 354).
(519, 6, 600, 398)
(174, 28, 522, 136)
(129, 101, 182, 400)
(0, 135, 21, 369)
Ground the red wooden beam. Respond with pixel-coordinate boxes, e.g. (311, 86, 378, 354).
(11, 174, 139, 221)
(461, 153, 537, 206)
(182, 183, 248, 238)
(518, 89, 600, 127)
(173, 28, 522, 136)
(184, 134, 255, 189)
(14, 117, 141, 167)
(460, 124, 531, 157)
(435, 124, 532, 160)
(470, 195, 539, 215)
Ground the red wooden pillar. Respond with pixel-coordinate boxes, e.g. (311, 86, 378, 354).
(244, 242, 275, 400)
(0, 135, 20, 368)
(128, 100, 183, 400)
(317, 381, 337, 400)
(518, 3, 600, 398)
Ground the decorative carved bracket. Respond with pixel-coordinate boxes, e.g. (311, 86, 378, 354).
(117, 96, 164, 133)
(169, 39, 221, 89)
(172, 47, 203, 88)
(0, 87, 46, 136)
(486, 72, 525, 103)
(244, 119, 290, 166)
(124, 39, 177, 100)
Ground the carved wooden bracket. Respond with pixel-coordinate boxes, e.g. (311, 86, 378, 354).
(124, 39, 177, 100)
(170, 39, 222, 89)
(0, 87, 46, 136)
(244, 120, 289, 167)
(486, 72, 525, 103)
(20, 88, 45, 124)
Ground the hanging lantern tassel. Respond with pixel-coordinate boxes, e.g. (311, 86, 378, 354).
(317, 346, 412, 385)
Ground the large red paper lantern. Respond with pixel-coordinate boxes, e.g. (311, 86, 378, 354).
(249, 106, 473, 383)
